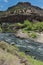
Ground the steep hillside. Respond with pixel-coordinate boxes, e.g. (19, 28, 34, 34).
(0, 48, 24, 65)
(0, 41, 43, 65)
(7, 2, 43, 16)
(0, 2, 43, 23)
(0, 41, 30, 65)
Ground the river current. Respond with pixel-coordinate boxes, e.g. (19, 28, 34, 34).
(0, 33, 43, 61)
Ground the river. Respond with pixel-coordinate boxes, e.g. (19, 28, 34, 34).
(0, 33, 43, 61)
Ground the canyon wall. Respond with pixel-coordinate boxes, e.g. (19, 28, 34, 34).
(0, 13, 43, 23)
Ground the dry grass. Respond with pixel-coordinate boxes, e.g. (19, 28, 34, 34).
(0, 41, 24, 65)
(0, 48, 24, 65)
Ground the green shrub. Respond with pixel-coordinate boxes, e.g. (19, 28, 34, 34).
(29, 32, 37, 38)
(23, 20, 32, 30)
(23, 21, 43, 32)
(32, 22, 43, 32)
(0, 27, 2, 32)
(24, 20, 32, 26)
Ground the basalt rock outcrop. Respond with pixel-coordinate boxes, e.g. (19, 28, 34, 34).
(0, 2, 43, 23)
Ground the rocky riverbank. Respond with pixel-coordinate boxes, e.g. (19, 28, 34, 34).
(15, 29, 43, 43)
(15, 30, 29, 39)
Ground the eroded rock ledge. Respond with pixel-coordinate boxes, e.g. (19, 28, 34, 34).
(0, 13, 43, 23)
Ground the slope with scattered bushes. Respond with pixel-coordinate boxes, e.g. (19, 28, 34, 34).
(0, 41, 43, 65)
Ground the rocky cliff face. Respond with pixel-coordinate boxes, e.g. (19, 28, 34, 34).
(0, 2, 43, 23)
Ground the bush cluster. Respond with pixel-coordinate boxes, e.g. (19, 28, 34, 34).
(22, 20, 43, 32)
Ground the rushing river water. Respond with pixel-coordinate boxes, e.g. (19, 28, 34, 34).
(0, 33, 43, 61)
